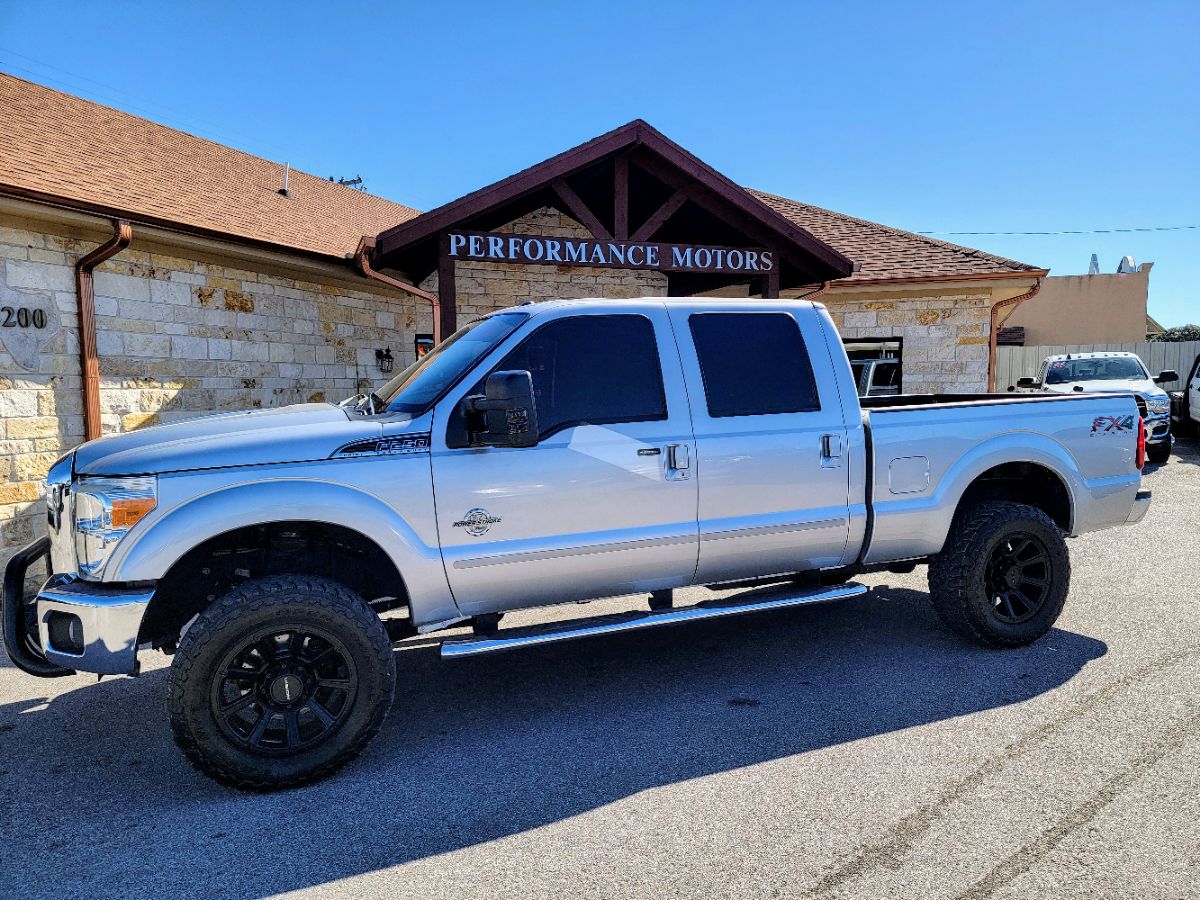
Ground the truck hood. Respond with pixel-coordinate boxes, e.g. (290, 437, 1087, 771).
(1043, 379, 1166, 399)
(73, 403, 396, 476)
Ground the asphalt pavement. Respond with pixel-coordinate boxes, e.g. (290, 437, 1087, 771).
(1, 440, 1197, 899)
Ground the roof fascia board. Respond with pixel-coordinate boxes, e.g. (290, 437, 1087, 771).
(821, 270, 1051, 292)
(374, 126, 640, 256)
(0, 183, 350, 266)
(629, 127, 854, 274)
(0, 193, 419, 298)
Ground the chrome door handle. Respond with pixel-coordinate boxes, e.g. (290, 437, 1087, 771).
(666, 443, 690, 480)
(821, 433, 843, 468)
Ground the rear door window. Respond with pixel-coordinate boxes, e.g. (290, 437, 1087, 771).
(688, 313, 820, 417)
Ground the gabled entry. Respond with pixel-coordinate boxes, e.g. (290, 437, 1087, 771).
(371, 120, 855, 338)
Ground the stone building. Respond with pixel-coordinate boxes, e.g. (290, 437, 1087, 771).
(0, 73, 1046, 567)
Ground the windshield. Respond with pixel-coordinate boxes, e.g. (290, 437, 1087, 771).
(376, 313, 528, 413)
(1044, 357, 1149, 385)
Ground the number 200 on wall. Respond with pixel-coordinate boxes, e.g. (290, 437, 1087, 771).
(1, 306, 47, 329)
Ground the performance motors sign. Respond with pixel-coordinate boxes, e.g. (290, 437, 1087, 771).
(447, 231, 774, 275)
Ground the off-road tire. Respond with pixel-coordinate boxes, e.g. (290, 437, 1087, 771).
(928, 501, 1070, 648)
(168, 575, 395, 790)
(1146, 443, 1171, 465)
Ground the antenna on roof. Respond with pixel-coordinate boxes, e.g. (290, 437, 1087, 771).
(278, 163, 290, 198)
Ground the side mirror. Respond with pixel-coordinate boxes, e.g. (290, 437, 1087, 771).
(1016, 377, 1042, 390)
(1154, 370, 1179, 384)
(461, 370, 539, 448)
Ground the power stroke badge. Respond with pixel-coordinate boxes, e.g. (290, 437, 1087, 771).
(453, 508, 502, 536)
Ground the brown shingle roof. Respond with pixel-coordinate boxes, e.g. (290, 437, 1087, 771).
(749, 190, 1043, 283)
(0, 72, 420, 259)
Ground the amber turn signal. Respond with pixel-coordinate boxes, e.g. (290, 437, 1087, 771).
(110, 496, 156, 528)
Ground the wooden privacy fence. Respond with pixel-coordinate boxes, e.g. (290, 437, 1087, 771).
(996, 341, 1200, 392)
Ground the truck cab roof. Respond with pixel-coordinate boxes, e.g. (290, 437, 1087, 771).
(1043, 351, 1141, 362)
(488, 297, 824, 317)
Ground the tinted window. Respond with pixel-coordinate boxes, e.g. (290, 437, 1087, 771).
(1044, 356, 1149, 384)
(689, 313, 820, 417)
(874, 361, 901, 388)
(465, 315, 667, 440)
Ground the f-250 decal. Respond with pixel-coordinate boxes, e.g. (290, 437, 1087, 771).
(1091, 415, 1136, 434)
(333, 434, 431, 457)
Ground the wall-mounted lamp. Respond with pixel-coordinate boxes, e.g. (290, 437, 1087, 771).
(375, 347, 394, 374)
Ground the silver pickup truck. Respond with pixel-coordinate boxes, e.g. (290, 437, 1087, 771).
(3, 298, 1152, 789)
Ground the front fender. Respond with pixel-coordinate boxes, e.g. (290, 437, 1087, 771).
(105, 478, 459, 627)
(865, 431, 1086, 564)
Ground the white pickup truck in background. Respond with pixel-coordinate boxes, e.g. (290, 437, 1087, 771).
(1170, 353, 1200, 437)
(4, 298, 1152, 789)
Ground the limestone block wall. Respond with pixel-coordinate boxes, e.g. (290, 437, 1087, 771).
(419, 207, 668, 324)
(823, 290, 993, 394)
(0, 211, 429, 567)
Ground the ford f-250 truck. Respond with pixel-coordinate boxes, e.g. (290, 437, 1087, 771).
(3, 298, 1152, 790)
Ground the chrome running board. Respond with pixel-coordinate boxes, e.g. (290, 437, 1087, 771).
(440, 581, 868, 659)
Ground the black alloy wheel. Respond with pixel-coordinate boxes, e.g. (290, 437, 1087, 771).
(928, 500, 1071, 648)
(983, 531, 1052, 625)
(211, 626, 358, 754)
(169, 575, 395, 790)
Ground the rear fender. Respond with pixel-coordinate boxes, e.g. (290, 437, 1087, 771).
(865, 432, 1086, 564)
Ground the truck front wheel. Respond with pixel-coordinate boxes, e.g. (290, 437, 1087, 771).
(928, 501, 1070, 648)
(168, 575, 396, 790)
(1146, 442, 1171, 465)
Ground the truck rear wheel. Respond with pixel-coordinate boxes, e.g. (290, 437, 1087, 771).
(928, 501, 1070, 648)
(168, 575, 395, 790)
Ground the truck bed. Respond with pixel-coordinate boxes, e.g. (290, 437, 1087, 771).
(861, 392, 1112, 409)
(860, 390, 1143, 565)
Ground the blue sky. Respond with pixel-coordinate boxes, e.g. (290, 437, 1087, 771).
(2, 1, 1197, 325)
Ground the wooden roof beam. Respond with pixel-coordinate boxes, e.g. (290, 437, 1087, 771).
(552, 177, 612, 241)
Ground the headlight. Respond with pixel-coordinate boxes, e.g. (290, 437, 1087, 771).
(1146, 397, 1170, 415)
(74, 476, 157, 577)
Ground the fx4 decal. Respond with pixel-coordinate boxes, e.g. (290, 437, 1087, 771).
(1091, 415, 1136, 434)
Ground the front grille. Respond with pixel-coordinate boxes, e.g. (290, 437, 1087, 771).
(1134, 395, 1148, 417)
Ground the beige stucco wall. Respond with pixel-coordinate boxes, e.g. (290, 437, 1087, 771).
(0, 204, 430, 568)
(1005, 267, 1150, 345)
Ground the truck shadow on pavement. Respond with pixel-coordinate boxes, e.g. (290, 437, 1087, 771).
(0, 586, 1107, 898)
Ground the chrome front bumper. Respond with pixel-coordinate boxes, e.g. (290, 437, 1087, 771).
(3, 537, 154, 677)
(1145, 414, 1173, 447)
(1125, 489, 1152, 525)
